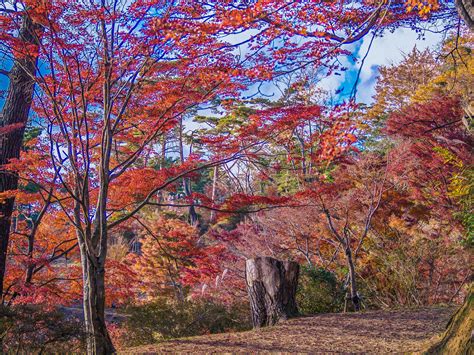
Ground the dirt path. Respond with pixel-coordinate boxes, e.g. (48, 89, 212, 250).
(122, 307, 454, 354)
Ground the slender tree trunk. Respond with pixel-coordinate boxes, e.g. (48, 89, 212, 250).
(24, 234, 35, 284)
(210, 166, 218, 223)
(178, 119, 198, 225)
(0, 14, 41, 301)
(183, 178, 198, 225)
(80, 243, 115, 354)
(76, 204, 115, 354)
(79, 16, 116, 352)
(345, 247, 360, 311)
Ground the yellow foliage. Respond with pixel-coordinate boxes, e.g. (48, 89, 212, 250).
(413, 34, 474, 104)
(405, 0, 440, 16)
(433, 146, 473, 201)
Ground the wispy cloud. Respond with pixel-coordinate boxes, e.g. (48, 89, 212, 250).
(335, 27, 444, 104)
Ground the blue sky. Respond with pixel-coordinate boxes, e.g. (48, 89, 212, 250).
(1, 25, 444, 116)
(192, 26, 444, 130)
(0, 20, 447, 163)
(320, 26, 445, 104)
(0, 60, 12, 106)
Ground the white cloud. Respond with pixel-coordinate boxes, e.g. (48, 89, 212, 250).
(345, 27, 444, 103)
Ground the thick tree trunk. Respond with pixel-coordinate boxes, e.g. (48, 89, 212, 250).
(426, 284, 473, 354)
(80, 248, 115, 354)
(345, 247, 360, 311)
(0, 200, 14, 302)
(281, 260, 299, 317)
(245, 257, 299, 328)
(0, 15, 41, 301)
(455, 0, 474, 30)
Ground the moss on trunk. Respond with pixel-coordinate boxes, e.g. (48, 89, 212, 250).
(426, 284, 473, 354)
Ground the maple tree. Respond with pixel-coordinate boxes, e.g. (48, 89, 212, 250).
(206, 25, 472, 327)
(0, 0, 251, 352)
(129, 214, 224, 302)
(214, 153, 393, 312)
(208, 0, 459, 78)
(361, 34, 472, 351)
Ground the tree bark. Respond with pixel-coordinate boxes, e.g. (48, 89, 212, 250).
(426, 284, 474, 354)
(245, 257, 299, 328)
(281, 260, 299, 317)
(178, 118, 198, 226)
(455, 0, 474, 30)
(0, 14, 41, 301)
(426, 284, 473, 354)
(345, 247, 361, 311)
(80, 246, 115, 354)
(210, 166, 218, 223)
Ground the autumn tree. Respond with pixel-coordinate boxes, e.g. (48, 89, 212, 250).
(306, 154, 392, 311)
(0, 0, 45, 300)
(0, 0, 468, 352)
(131, 214, 224, 302)
(1, 1, 258, 352)
(365, 33, 473, 352)
(210, 0, 459, 78)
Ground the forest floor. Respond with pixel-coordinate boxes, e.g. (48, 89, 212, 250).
(122, 306, 454, 354)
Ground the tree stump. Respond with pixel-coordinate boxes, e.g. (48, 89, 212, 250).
(245, 257, 299, 328)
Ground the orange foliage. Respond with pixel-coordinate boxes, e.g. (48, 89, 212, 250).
(131, 216, 224, 301)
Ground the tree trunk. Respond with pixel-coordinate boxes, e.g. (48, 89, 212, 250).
(245, 257, 299, 328)
(80, 247, 115, 354)
(455, 0, 474, 30)
(184, 178, 198, 226)
(177, 118, 198, 226)
(426, 284, 473, 354)
(281, 260, 299, 317)
(210, 166, 218, 223)
(0, 14, 41, 301)
(345, 247, 360, 311)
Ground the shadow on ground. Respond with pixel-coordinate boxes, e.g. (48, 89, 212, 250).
(121, 307, 454, 354)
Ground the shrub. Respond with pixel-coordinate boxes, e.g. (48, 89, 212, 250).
(119, 298, 251, 348)
(0, 304, 85, 353)
(296, 266, 343, 314)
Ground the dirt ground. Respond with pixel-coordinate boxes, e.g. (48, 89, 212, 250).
(122, 307, 454, 354)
